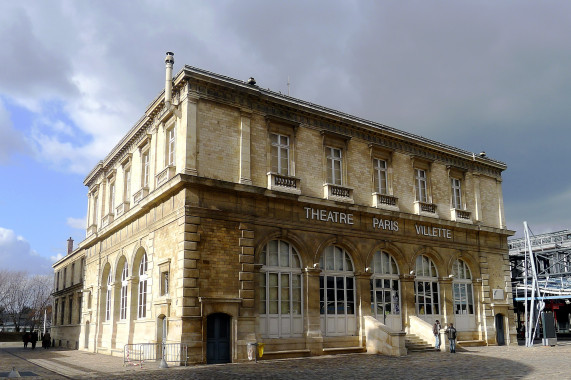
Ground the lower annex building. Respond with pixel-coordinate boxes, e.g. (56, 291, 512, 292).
(51, 53, 516, 363)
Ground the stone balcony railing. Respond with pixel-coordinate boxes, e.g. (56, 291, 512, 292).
(372, 193, 399, 211)
(267, 172, 301, 195)
(451, 208, 472, 224)
(116, 201, 130, 217)
(323, 183, 354, 204)
(133, 187, 149, 206)
(101, 213, 114, 228)
(414, 201, 438, 218)
(156, 165, 176, 187)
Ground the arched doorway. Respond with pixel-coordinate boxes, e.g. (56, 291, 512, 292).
(206, 313, 231, 364)
(495, 313, 505, 346)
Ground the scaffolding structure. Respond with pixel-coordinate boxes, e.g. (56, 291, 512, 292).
(509, 225, 571, 346)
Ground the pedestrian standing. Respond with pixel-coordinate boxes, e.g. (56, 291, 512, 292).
(31, 331, 38, 349)
(433, 320, 442, 350)
(22, 331, 29, 348)
(42, 332, 51, 349)
(446, 323, 457, 353)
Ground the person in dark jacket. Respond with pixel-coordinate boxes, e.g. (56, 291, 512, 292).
(31, 331, 38, 349)
(42, 332, 51, 349)
(22, 331, 29, 348)
(445, 323, 457, 353)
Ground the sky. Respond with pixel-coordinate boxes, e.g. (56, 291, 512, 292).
(1, 1, 570, 274)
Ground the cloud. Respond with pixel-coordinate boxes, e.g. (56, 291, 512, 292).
(67, 216, 86, 230)
(0, 227, 53, 274)
(0, 100, 29, 164)
(50, 253, 64, 263)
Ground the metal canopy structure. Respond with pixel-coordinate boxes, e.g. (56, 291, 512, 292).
(509, 225, 571, 346)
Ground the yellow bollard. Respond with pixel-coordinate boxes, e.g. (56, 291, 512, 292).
(257, 343, 265, 358)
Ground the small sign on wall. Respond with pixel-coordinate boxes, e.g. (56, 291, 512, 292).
(492, 289, 505, 300)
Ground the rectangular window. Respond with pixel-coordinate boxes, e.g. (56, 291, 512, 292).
(415, 169, 428, 202)
(161, 271, 169, 296)
(124, 169, 131, 201)
(451, 178, 462, 209)
(78, 294, 82, 322)
(373, 158, 388, 194)
(93, 196, 99, 225)
(326, 147, 343, 185)
(270, 133, 290, 175)
(54, 300, 58, 325)
(71, 263, 75, 286)
(56, 272, 60, 291)
(120, 284, 127, 320)
(63, 267, 67, 289)
(61, 300, 66, 325)
(142, 152, 150, 187)
(166, 127, 176, 166)
(109, 182, 116, 213)
(69, 296, 73, 324)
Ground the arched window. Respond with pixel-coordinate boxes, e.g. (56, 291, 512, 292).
(452, 259, 474, 315)
(138, 253, 148, 319)
(105, 273, 112, 321)
(259, 240, 303, 337)
(120, 263, 129, 320)
(319, 246, 356, 336)
(415, 255, 440, 316)
(370, 251, 400, 326)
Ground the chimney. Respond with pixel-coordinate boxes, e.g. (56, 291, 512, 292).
(165, 52, 174, 109)
(67, 237, 74, 255)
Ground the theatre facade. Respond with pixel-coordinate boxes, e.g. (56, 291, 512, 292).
(51, 53, 516, 362)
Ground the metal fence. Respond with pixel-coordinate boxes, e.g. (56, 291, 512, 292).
(124, 343, 188, 367)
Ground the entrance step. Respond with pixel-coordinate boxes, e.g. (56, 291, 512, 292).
(458, 340, 486, 347)
(405, 334, 438, 353)
(322, 346, 366, 355)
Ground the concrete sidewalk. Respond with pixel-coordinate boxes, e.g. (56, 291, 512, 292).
(2, 341, 571, 379)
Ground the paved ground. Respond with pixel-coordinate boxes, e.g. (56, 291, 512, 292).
(1, 341, 569, 379)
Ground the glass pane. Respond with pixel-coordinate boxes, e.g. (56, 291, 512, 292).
(270, 133, 278, 144)
(269, 241, 278, 266)
(269, 300, 278, 314)
(280, 241, 289, 267)
(391, 257, 398, 275)
(326, 248, 334, 270)
(269, 273, 278, 287)
(292, 273, 301, 288)
(430, 261, 437, 277)
(347, 302, 354, 314)
(291, 251, 300, 268)
(335, 247, 344, 271)
(345, 254, 353, 272)
(416, 256, 422, 274)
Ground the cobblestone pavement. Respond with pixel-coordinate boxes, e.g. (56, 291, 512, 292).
(1, 341, 570, 379)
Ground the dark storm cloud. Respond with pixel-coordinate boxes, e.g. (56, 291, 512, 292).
(0, 0, 569, 235)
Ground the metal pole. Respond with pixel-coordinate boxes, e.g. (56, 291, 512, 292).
(524, 222, 528, 346)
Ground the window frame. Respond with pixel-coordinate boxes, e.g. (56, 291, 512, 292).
(270, 132, 291, 176)
(166, 124, 176, 167)
(370, 251, 401, 323)
(259, 240, 303, 338)
(138, 253, 148, 319)
(120, 263, 129, 320)
(414, 255, 440, 316)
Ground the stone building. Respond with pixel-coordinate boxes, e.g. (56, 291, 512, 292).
(51, 52, 516, 362)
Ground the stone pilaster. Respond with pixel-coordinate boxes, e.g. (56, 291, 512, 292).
(304, 267, 323, 355)
(439, 277, 453, 325)
(401, 275, 415, 332)
(238, 110, 252, 185)
(238, 223, 255, 313)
